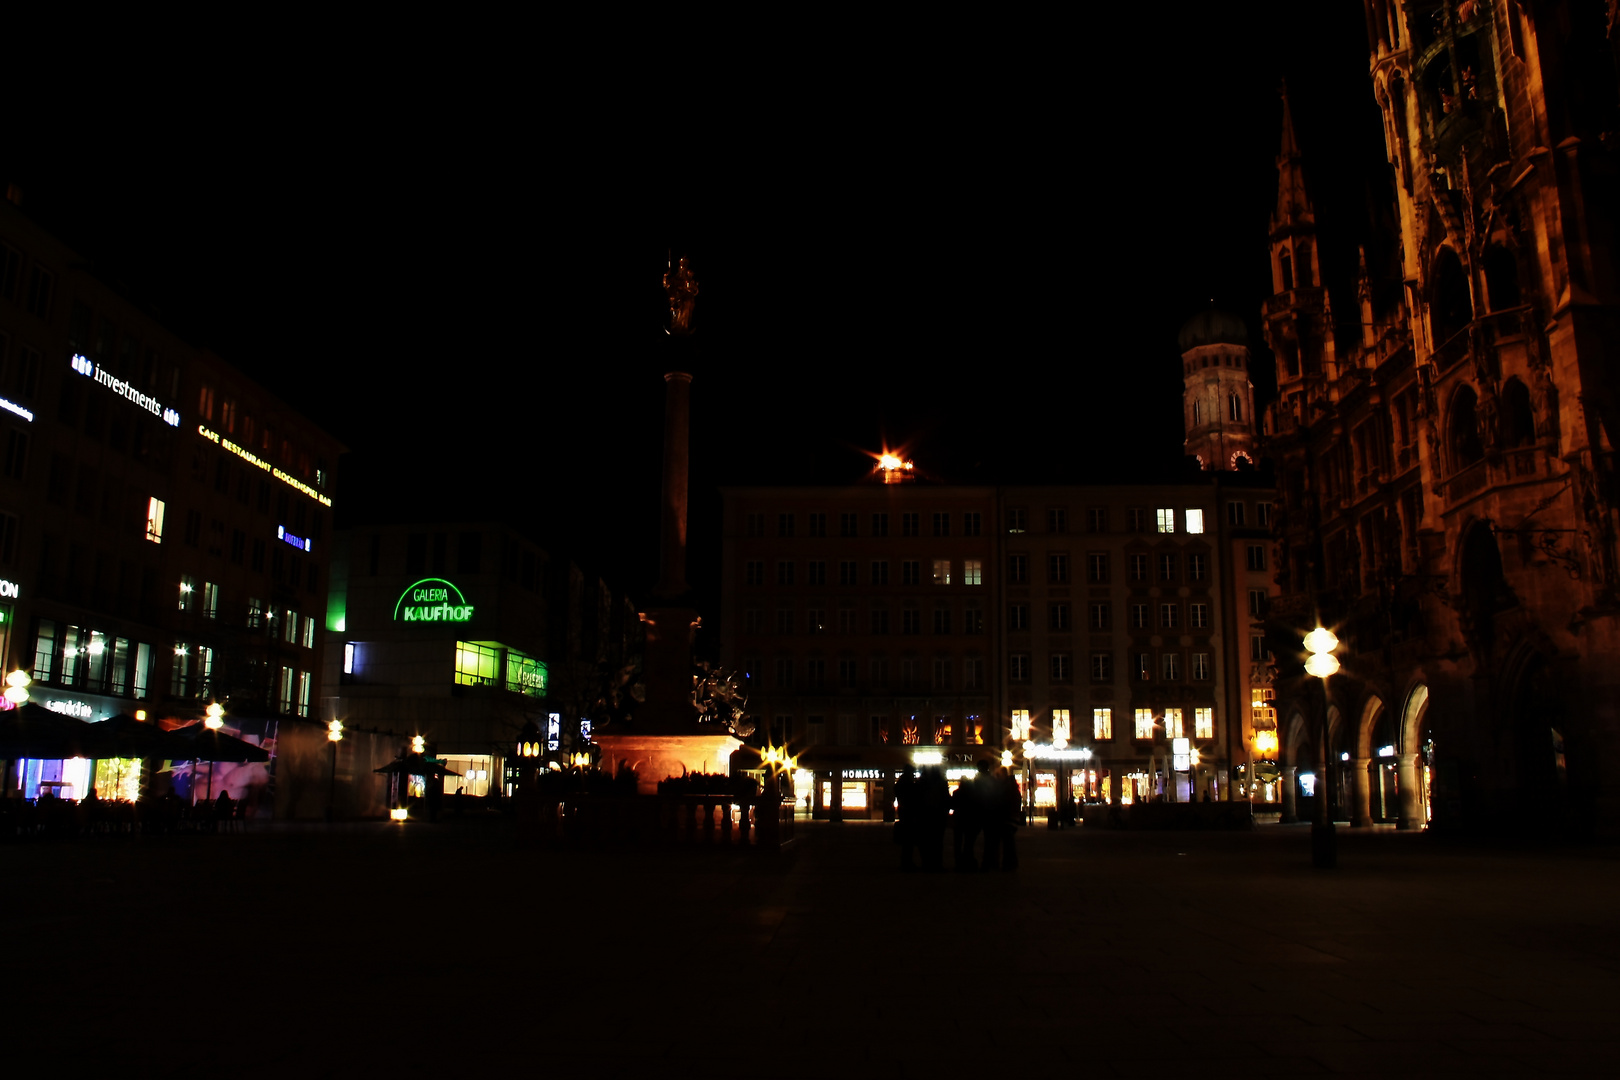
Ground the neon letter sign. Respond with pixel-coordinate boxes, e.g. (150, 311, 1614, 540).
(71, 354, 181, 426)
(393, 578, 475, 623)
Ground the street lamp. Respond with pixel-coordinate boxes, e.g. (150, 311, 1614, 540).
(3, 669, 31, 707)
(326, 719, 343, 824)
(411, 734, 426, 755)
(202, 701, 225, 802)
(1304, 626, 1339, 868)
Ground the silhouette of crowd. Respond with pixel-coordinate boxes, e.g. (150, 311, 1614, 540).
(895, 759, 1019, 872)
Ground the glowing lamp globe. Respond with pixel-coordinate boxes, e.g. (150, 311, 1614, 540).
(204, 702, 224, 730)
(411, 735, 426, 755)
(327, 719, 344, 743)
(1305, 653, 1341, 678)
(1302, 627, 1339, 655)
(516, 720, 542, 759)
(3, 669, 30, 705)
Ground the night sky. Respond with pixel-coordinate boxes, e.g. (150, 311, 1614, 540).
(3, 7, 1390, 617)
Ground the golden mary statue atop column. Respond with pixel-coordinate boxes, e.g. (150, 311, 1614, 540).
(663, 253, 699, 335)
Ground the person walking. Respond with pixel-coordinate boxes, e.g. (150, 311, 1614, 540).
(895, 766, 919, 872)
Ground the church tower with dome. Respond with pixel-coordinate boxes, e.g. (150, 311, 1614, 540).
(1178, 307, 1258, 471)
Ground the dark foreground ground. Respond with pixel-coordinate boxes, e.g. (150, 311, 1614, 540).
(5, 820, 1619, 1077)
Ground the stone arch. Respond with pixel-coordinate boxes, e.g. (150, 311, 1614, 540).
(1448, 383, 1484, 472)
(1283, 708, 1312, 769)
(1357, 693, 1386, 759)
(1400, 682, 1430, 755)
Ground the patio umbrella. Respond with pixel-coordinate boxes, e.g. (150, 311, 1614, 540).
(374, 753, 462, 777)
(0, 702, 97, 759)
(85, 718, 194, 761)
(170, 725, 271, 763)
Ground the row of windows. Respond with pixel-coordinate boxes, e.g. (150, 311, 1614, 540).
(195, 382, 326, 489)
(0, 240, 56, 319)
(174, 576, 317, 646)
(1009, 600, 1214, 632)
(32, 620, 154, 699)
(746, 606, 987, 636)
(1008, 650, 1213, 683)
(745, 558, 984, 587)
(1012, 707, 1215, 742)
(767, 714, 987, 749)
(748, 655, 988, 691)
(747, 511, 985, 539)
(1007, 507, 1213, 535)
(1009, 551, 1211, 585)
(141, 497, 320, 595)
(452, 640, 547, 697)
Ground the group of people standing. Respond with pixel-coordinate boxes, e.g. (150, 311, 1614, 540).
(894, 759, 1020, 872)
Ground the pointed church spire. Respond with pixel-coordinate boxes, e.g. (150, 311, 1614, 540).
(1272, 81, 1316, 236)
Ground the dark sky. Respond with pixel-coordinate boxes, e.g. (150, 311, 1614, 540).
(3, 7, 1390, 611)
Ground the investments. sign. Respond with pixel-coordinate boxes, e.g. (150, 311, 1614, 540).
(394, 578, 474, 623)
(72, 354, 181, 426)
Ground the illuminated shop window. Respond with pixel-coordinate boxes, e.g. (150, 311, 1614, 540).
(440, 755, 494, 797)
(820, 781, 870, 811)
(1164, 708, 1184, 739)
(1156, 508, 1175, 533)
(1195, 707, 1214, 739)
(1133, 709, 1154, 740)
(963, 559, 982, 586)
(1185, 509, 1205, 534)
(95, 758, 142, 801)
(455, 641, 500, 687)
(503, 649, 548, 696)
(1093, 708, 1112, 740)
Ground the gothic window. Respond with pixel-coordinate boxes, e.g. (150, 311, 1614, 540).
(1483, 245, 1521, 311)
(1500, 378, 1535, 448)
(1279, 248, 1294, 292)
(1432, 247, 1474, 344)
(1449, 385, 1484, 472)
(1229, 393, 1243, 422)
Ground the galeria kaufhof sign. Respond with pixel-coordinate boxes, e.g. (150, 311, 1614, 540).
(394, 579, 474, 623)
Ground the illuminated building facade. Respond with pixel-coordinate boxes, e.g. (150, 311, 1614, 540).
(315, 520, 638, 817)
(1262, 3, 1620, 832)
(720, 466, 1279, 816)
(0, 192, 342, 808)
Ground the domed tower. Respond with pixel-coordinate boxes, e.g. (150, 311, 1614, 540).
(1179, 307, 1258, 471)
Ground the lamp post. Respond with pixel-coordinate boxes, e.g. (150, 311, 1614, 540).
(1304, 627, 1339, 868)
(515, 719, 542, 796)
(326, 719, 343, 823)
(204, 702, 224, 802)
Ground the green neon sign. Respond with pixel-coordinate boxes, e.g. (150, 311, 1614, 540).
(394, 578, 475, 623)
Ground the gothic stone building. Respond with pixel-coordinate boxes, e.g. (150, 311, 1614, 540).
(1262, 1, 1620, 832)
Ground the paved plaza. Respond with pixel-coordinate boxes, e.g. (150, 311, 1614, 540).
(6, 820, 1620, 1076)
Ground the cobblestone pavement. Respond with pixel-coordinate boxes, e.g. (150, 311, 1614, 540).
(6, 819, 1619, 1077)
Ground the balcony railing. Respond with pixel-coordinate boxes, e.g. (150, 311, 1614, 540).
(1441, 447, 1551, 505)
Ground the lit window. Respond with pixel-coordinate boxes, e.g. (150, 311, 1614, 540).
(296, 670, 312, 717)
(1164, 708, 1184, 738)
(1052, 709, 1071, 745)
(1010, 709, 1031, 741)
(1186, 508, 1204, 534)
(202, 582, 218, 619)
(284, 610, 299, 644)
(146, 497, 165, 543)
(301, 616, 315, 649)
(1195, 707, 1214, 739)
(455, 641, 500, 686)
(171, 643, 191, 697)
(963, 559, 982, 586)
(1156, 508, 1175, 533)
(178, 576, 194, 612)
(247, 597, 264, 629)
(1133, 709, 1154, 740)
(343, 642, 355, 675)
(932, 559, 951, 585)
(1093, 708, 1112, 740)
(504, 649, 547, 696)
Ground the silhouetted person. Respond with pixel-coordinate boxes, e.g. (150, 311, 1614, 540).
(953, 764, 986, 871)
(918, 767, 949, 872)
(214, 790, 233, 832)
(982, 766, 1020, 872)
(895, 766, 919, 871)
(998, 768, 1020, 871)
